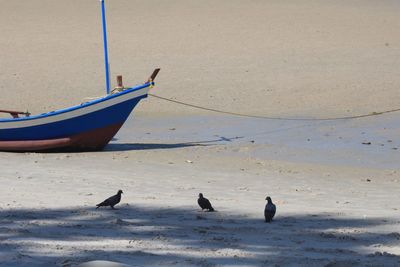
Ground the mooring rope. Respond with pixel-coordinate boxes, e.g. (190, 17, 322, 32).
(148, 93, 400, 121)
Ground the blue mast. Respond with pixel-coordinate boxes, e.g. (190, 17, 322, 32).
(100, 0, 111, 94)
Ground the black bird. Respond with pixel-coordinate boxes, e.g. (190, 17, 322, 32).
(96, 190, 123, 209)
(264, 196, 276, 222)
(198, 193, 214, 212)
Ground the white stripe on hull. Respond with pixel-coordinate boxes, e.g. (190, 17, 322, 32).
(0, 87, 149, 130)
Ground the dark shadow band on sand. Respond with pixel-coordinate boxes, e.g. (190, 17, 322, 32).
(1, 205, 399, 266)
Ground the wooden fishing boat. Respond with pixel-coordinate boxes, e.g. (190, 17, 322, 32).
(0, 1, 159, 152)
(0, 70, 159, 152)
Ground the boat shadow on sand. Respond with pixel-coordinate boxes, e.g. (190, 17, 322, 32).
(105, 136, 243, 151)
(105, 142, 210, 151)
(1, 205, 399, 266)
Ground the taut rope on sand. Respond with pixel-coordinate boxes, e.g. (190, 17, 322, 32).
(149, 93, 400, 121)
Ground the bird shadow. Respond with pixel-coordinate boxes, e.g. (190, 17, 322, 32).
(0, 205, 399, 266)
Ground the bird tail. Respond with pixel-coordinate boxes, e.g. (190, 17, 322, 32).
(209, 207, 215, 212)
(265, 216, 273, 222)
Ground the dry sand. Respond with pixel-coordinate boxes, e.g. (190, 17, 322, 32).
(1, 0, 400, 266)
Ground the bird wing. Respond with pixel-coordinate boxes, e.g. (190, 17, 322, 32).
(265, 204, 276, 216)
(198, 198, 206, 209)
(98, 194, 118, 206)
(265, 203, 276, 212)
(204, 198, 213, 209)
(109, 194, 121, 205)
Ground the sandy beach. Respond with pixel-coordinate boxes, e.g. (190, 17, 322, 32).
(1, 0, 400, 266)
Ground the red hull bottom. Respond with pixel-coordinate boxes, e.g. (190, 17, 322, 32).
(0, 123, 123, 152)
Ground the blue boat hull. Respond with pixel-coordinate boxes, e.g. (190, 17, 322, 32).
(0, 82, 151, 152)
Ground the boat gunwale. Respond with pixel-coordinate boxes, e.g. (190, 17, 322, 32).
(0, 82, 152, 123)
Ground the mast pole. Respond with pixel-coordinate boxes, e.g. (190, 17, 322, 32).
(100, 0, 111, 94)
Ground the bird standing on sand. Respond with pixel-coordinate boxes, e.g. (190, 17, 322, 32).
(264, 196, 276, 222)
(198, 193, 215, 212)
(96, 190, 123, 209)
